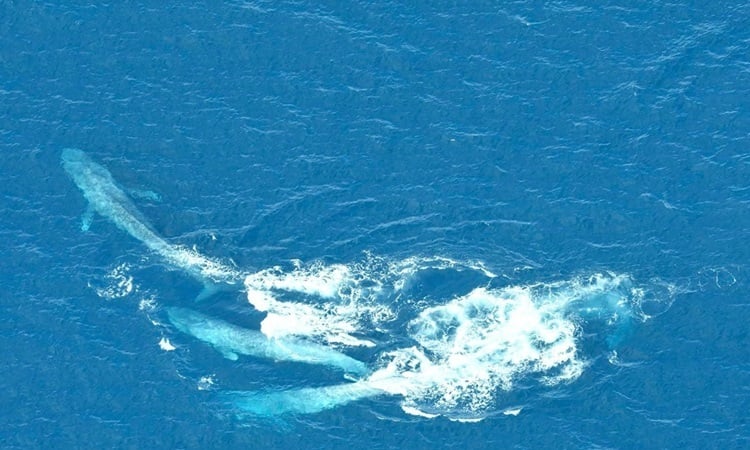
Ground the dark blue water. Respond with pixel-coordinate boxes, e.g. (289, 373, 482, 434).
(2, 1, 750, 448)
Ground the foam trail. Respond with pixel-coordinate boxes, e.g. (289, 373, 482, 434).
(244, 261, 394, 347)
(61, 148, 241, 297)
(166, 307, 369, 376)
(244, 286, 377, 347)
(242, 255, 508, 349)
(227, 273, 662, 420)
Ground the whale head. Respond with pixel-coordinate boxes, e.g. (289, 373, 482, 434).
(61, 148, 91, 173)
(61, 148, 119, 192)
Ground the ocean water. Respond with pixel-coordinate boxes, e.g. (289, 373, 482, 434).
(2, 1, 749, 448)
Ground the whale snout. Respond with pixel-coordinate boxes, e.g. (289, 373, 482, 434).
(61, 148, 86, 163)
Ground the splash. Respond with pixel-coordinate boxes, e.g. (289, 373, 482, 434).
(381, 274, 636, 419)
(245, 261, 381, 347)
(90, 263, 135, 299)
(158, 337, 176, 351)
(242, 255, 499, 347)
(226, 270, 670, 421)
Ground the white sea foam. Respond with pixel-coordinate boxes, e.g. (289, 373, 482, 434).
(229, 268, 671, 421)
(242, 254, 502, 346)
(245, 260, 353, 299)
(387, 255, 499, 287)
(245, 291, 377, 347)
(393, 274, 641, 417)
(503, 407, 523, 416)
(91, 263, 135, 299)
(158, 337, 176, 351)
(374, 273, 650, 419)
(197, 375, 216, 391)
(173, 245, 244, 283)
(244, 261, 375, 346)
(379, 285, 588, 418)
(244, 257, 394, 346)
(138, 296, 157, 312)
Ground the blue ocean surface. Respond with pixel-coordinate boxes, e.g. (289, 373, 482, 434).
(2, 1, 749, 448)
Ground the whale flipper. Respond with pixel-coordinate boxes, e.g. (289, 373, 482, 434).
(81, 204, 95, 231)
(195, 282, 221, 302)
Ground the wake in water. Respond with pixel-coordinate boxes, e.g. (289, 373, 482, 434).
(243, 255, 497, 347)
(64, 149, 677, 422)
(227, 268, 674, 421)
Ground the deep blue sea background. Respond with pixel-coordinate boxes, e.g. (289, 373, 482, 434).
(2, 1, 750, 448)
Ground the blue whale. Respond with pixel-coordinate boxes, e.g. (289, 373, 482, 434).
(167, 307, 370, 376)
(61, 148, 239, 299)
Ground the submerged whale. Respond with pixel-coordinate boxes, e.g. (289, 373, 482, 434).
(166, 307, 370, 376)
(226, 380, 387, 416)
(61, 148, 238, 299)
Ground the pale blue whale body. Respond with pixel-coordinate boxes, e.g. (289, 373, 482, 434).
(166, 307, 370, 376)
(61, 148, 237, 298)
(226, 380, 386, 416)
